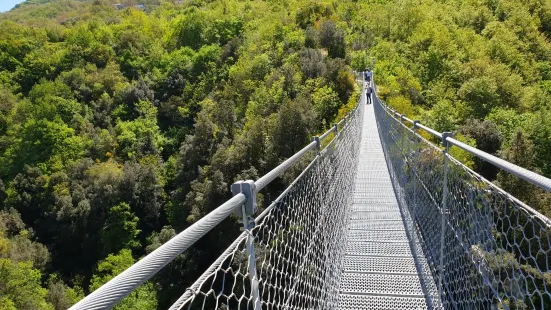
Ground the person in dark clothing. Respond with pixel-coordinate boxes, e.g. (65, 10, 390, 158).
(366, 85, 373, 104)
(364, 71, 372, 82)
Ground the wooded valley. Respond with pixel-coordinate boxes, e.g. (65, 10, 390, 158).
(0, 0, 550, 309)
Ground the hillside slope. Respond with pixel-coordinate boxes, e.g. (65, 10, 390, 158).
(0, 0, 357, 308)
(1, 0, 551, 309)
(347, 0, 551, 213)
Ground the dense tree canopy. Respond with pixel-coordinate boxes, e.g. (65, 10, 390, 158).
(0, 0, 356, 307)
(0, 0, 550, 308)
(349, 0, 551, 213)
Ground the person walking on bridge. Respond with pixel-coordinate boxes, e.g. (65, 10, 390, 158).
(364, 71, 372, 82)
(366, 85, 373, 104)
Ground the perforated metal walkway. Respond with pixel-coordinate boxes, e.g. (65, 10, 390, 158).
(337, 88, 437, 309)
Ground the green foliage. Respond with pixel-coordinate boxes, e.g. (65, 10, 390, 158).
(1, 0, 550, 308)
(0, 259, 53, 310)
(115, 102, 164, 159)
(531, 110, 551, 177)
(46, 275, 84, 310)
(351, 0, 551, 212)
(272, 97, 315, 158)
(449, 134, 476, 170)
(172, 8, 207, 50)
(319, 20, 346, 58)
(295, 2, 333, 29)
(459, 119, 502, 178)
(1, 119, 87, 177)
(458, 76, 499, 118)
(90, 249, 158, 310)
(101, 203, 140, 255)
(312, 85, 340, 128)
(496, 131, 550, 212)
(349, 50, 369, 71)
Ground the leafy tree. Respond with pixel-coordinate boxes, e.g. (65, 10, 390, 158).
(46, 275, 83, 310)
(89, 249, 157, 310)
(319, 20, 346, 59)
(203, 18, 244, 46)
(459, 119, 502, 179)
(311, 85, 340, 128)
(0, 83, 17, 135)
(120, 161, 163, 236)
(145, 226, 176, 254)
(0, 119, 87, 178)
(4, 231, 50, 270)
(299, 49, 326, 79)
(0, 259, 52, 310)
(169, 109, 220, 228)
(426, 100, 459, 133)
(271, 97, 315, 159)
(458, 76, 499, 119)
(115, 101, 164, 159)
(295, 2, 333, 29)
(531, 111, 551, 176)
(447, 134, 477, 169)
(4, 166, 52, 227)
(101, 203, 140, 256)
(496, 131, 547, 210)
(172, 8, 207, 50)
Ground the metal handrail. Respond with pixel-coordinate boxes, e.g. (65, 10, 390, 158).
(69, 193, 247, 310)
(446, 137, 551, 191)
(375, 85, 551, 192)
(169, 156, 323, 310)
(254, 141, 317, 192)
(69, 77, 365, 310)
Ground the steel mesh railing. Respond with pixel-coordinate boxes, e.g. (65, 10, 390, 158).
(72, 70, 551, 310)
(170, 90, 364, 310)
(69, 77, 364, 309)
(374, 93, 551, 309)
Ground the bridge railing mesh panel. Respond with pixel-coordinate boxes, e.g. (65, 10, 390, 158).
(172, 96, 364, 310)
(374, 96, 551, 309)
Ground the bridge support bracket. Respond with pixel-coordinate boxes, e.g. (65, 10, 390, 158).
(332, 123, 339, 133)
(231, 180, 261, 310)
(312, 136, 321, 153)
(231, 180, 257, 217)
(442, 132, 453, 149)
(413, 120, 420, 130)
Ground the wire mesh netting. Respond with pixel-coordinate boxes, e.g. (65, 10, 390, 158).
(374, 94, 551, 309)
(170, 94, 364, 310)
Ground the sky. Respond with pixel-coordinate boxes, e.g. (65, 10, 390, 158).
(0, 0, 25, 12)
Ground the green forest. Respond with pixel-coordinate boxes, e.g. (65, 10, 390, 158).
(0, 0, 550, 308)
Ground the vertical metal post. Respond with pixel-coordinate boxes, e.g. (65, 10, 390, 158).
(438, 132, 452, 304)
(231, 181, 261, 310)
(412, 121, 420, 221)
(400, 115, 407, 188)
(404, 116, 412, 206)
(312, 136, 321, 154)
(242, 208, 261, 310)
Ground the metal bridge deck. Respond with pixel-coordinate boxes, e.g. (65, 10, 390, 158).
(337, 89, 437, 309)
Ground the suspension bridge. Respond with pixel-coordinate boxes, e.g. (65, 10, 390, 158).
(70, 74, 551, 309)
